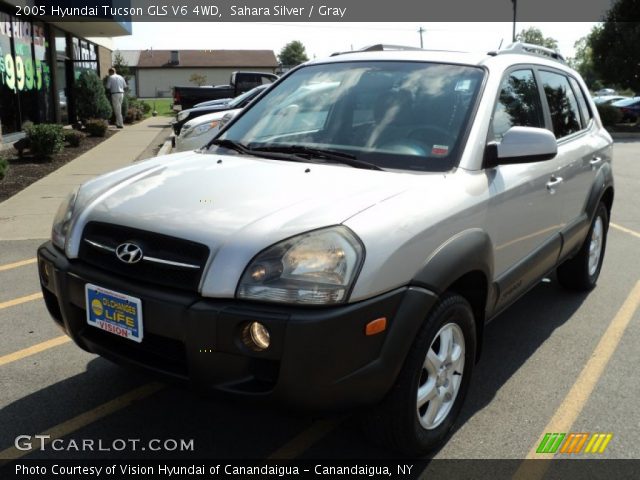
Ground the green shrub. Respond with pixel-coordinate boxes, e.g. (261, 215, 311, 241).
(130, 98, 151, 115)
(0, 155, 8, 180)
(26, 123, 65, 158)
(75, 71, 112, 122)
(64, 129, 85, 147)
(597, 103, 622, 126)
(84, 119, 108, 137)
(125, 106, 144, 123)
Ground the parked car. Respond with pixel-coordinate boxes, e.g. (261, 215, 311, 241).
(592, 95, 629, 106)
(611, 96, 640, 122)
(595, 88, 616, 96)
(175, 109, 240, 152)
(39, 42, 613, 455)
(193, 97, 233, 108)
(173, 71, 277, 111)
(173, 84, 269, 135)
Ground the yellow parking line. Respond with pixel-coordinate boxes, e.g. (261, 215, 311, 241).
(0, 258, 37, 272)
(0, 336, 71, 367)
(267, 417, 343, 459)
(0, 382, 164, 461)
(513, 280, 640, 479)
(0, 293, 42, 310)
(611, 222, 640, 240)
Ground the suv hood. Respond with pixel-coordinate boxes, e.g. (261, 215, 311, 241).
(68, 151, 423, 256)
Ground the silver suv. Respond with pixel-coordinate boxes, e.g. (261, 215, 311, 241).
(38, 43, 613, 455)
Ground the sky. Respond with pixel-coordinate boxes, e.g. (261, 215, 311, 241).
(113, 22, 598, 61)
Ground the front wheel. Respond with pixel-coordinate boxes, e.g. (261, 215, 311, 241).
(361, 293, 476, 456)
(557, 202, 609, 291)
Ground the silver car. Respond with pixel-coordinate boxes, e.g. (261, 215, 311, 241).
(38, 43, 613, 455)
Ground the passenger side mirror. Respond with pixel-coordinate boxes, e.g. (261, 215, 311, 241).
(484, 126, 557, 168)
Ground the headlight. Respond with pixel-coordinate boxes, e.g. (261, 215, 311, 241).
(177, 111, 189, 122)
(183, 120, 220, 138)
(51, 188, 79, 250)
(237, 226, 364, 305)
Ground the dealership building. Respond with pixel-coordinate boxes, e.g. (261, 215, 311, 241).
(0, 1, 131, 145)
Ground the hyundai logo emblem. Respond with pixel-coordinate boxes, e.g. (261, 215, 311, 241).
(115, 242, 143, 264)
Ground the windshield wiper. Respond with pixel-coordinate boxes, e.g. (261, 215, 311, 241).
(207, 139, 313, 163)
(251, 145, 383, 171)
(208, 138, 254, 155)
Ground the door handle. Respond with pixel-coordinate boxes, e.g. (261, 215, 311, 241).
(590, 156, 603, 168)
(546, 176, 563, 193)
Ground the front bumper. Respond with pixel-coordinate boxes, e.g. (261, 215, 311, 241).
(37, 241, 437, 410)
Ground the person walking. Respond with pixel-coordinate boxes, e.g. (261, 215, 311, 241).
(106, 68, 127, 129)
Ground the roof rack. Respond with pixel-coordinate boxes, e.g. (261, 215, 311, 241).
(490, 42, 566, 64)
(331, 44, 423, 57)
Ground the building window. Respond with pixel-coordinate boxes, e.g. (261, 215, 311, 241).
(0, 11, 53, 135)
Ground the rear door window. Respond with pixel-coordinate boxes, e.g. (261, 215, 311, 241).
(539, 70, 583, 138)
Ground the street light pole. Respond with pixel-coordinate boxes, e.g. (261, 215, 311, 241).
(511, 0, 517, 42)
(418, 26, 425, 48)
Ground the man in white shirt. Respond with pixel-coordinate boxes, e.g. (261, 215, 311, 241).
(105, 68, 127, 128)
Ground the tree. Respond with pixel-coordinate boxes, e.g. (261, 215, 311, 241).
(278, 40, 309, 67)
(75, 71, 112, 122)
(590, 0, 640, 92)
(516, 27, 559, 50)
(568, 28, 603, 90)
(189, 73, 207, 86)
(112, 50, 132, 83)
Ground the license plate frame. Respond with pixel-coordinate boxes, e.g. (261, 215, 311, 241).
(85, 284, 143, 343)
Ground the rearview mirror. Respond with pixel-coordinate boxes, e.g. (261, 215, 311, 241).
(484, 126, 557, 168)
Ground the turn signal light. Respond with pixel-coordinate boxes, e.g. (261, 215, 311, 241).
(365, 317, 387, 336)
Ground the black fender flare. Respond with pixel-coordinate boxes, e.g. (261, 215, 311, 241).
(584, 161, 614, 221)
(411, 228, 495, 361)
(412, 228, 494, 297)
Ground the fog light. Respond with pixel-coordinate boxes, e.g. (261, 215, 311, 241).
(249, 321, 271, 350)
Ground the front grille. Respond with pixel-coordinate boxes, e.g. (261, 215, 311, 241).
(79, 222, 210, 291)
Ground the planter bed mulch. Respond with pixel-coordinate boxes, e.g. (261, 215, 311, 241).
(0, 130, 116, 203)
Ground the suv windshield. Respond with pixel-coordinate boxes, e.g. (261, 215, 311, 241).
(215, 61, 485, 172)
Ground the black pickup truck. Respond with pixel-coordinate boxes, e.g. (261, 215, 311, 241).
(173, 71, 278, 111)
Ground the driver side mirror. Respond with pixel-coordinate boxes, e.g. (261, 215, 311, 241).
(484, 126, 557, 169)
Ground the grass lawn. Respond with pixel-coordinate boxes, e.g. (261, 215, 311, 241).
(140, 98, 175, 117)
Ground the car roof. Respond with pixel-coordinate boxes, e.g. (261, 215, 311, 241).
(302, 45, 577, 76)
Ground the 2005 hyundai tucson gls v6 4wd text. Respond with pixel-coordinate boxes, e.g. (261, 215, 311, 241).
(38, 43, 613, 455)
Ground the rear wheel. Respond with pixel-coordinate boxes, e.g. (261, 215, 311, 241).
(557, 202, 609, 291)
(361, 293, 476, 455)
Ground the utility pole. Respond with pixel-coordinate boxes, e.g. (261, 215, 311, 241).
(418, 26, 425, 48)
(511, 0, 517, 42)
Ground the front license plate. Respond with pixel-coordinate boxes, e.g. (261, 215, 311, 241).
(85, 284, 143, 343)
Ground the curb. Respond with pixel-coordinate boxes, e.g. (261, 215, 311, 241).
(157, 137, 173, 156)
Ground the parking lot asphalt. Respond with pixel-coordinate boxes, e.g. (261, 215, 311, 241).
(0, 142, 639, 470)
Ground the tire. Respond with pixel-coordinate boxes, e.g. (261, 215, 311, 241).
(360, 293, 476, 456)
(557, 202, 609, 291)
